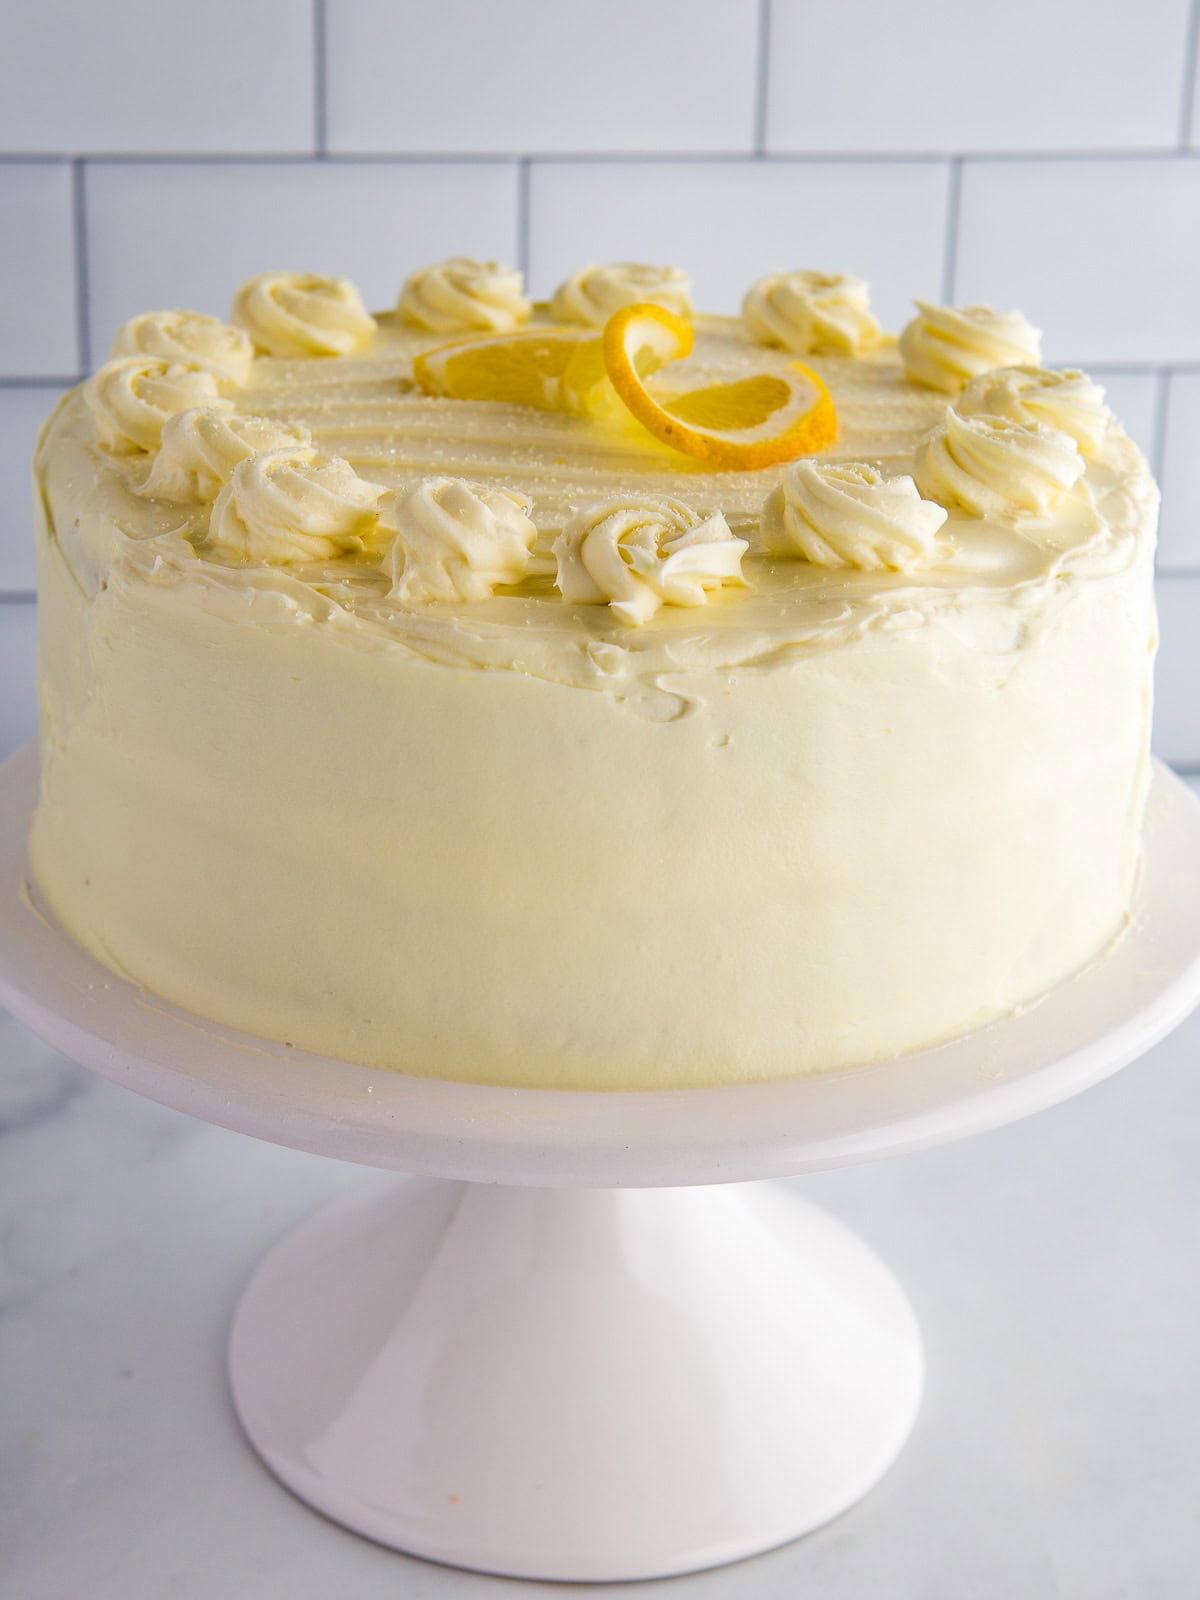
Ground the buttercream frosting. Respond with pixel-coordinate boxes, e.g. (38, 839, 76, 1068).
(206, 448, 385, 563)
(83, 356, 231, 453)
(554, 496, 748, 626)
(742, 271, 880, 356)
(398, 257, 532, 334)
(384, 477, 536, 602)
(138, 407, 314, 504)
(232, 272, 376, 358)
(899, 301, 1043, 393)
(956, 365, 1111, 457)
(761, 461, 947, 570)
(551, 263, 693, 327)
(111, 309, 255, 385)
(913, 405, 1085, 516)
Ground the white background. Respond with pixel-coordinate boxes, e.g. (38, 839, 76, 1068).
(0, 0, 1198, 768)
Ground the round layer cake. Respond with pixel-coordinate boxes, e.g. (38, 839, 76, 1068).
(29, 262, 1158, 1089)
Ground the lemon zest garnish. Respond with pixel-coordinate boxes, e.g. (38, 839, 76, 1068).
(602, 303, 837, 469)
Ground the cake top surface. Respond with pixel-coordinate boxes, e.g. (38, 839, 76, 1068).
(36, 260, 1157, 715)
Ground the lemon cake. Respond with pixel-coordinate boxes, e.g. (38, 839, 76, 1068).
(29, 260, 1158, 1089)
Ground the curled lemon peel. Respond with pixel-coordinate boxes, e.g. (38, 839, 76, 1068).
(602, 303, 837, 469)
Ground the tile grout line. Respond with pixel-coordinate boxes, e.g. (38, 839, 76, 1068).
(313, 0, 327, 156)
(516, 158, 531, 278)
(70, 158, 91, 375)
(0, 375, 84, 389)
(1179, 0, 1200, 149)
(752, 0, 772, 156)
(940, 157, 963, 302)
(9, 146, 1200, 167)
(1150, 370, 1172, 482)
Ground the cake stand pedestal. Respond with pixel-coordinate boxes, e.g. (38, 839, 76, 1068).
(3, 743, 1200, 1583)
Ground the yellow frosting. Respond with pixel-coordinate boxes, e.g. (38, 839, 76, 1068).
(398, 257, 532, 333)
(899, 301, 1043, 393)
(761, 461, 946, 571)
(913, 405, 1086, 516)
(111, 309, 255, 384)
(83, 356, 232, 453)
(231, 271, 376, 358)
(553, 496, 748, 626)
(138, 407, 313, 503)
(742, 271, 880, 357)
(551, 262, 693, 326)
(206, 448, 385, 563)
(383, 477, 536, 602)
(956, 365, 1111, 457)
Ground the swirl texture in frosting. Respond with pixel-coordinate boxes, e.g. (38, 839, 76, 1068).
(138, 407, 313, 503)
(955, 365, 1111, 457)
(550, 263, 693, 327)
(554, 496, 747, 626)
(110, 309, 255, 384)
(206, 448, 385, 563)
(83, 356, 231, 453)
(761, 461, 947, 571)
(231, 272, 376, 358)
(383, 478, 536, 602)
(742, 270, 880, 356)
(913, 406, 1085, 517)
(899, 301, 1043, 393)
(398, 258, 532, 334)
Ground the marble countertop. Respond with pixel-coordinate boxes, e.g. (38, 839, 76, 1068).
(2, 760, 1199, 1598)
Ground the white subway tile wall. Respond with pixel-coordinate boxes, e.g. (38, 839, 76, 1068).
(0, 0, 1196, 766)
(0, 162, 78, 375)
(325, 0, 761, 154)
(1160, 372, 1200, 567)
(766, 0, 1195, 154)
(0, 0, 315, 155)
(1154, 578, 1200, 767)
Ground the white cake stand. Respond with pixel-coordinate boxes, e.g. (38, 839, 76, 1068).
(4, 740, 1200, 1583)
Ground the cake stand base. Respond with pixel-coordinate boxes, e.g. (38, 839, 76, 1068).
(229, 1177, 921, 1582)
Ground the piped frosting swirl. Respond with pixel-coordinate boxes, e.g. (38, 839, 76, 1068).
(138, 407, 313, 503)
(554, 496, 747, 626)
(111, 310, 255, 385)
(742, 271, 880, 357)
(398, 258, 532, 334)
(551, 263, 692, 327)
(83, 356, 231, 453)
(383, 478, 536, 602)
(231, 272, 376, 358)
(955, 365, 1111, 457)
(761, 461, 947, 571)
(899, 301, 1043, 393)
(913, 406, 1085, 516)
(206, 448, 385, 563)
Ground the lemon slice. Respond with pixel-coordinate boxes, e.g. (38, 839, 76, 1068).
(603, 303, 837, 468)
(413, 327, 612, 414)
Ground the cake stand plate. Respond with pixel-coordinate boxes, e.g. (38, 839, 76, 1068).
(4, 742, 1200, 1582)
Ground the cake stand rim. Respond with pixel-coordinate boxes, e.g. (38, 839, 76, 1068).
(3, 738, 1199, 1188)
